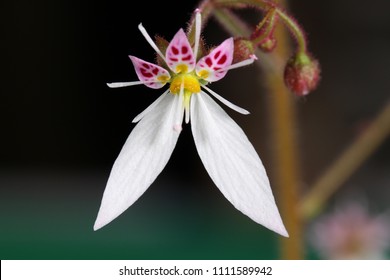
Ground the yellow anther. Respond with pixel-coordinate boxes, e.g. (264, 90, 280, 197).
(157, 75, 170, 83)
(175, 64, 188, 74)
(198, 69, 209, 79)
(170, 74, 201, 94)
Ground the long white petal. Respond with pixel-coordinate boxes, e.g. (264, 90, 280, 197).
(201, 85, 249, 115)
(219, 55, 257, 72)
(193, 9, 201, 60)
(138, 23, 167, 63)
(107, 81, 146, 88)
(190, 93, 288, 237)
(132, 89, 169, 123)
(94, 93, 181, 230)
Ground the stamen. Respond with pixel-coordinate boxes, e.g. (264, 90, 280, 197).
(107, 81, 148, 88)
(201, 85, 250, 115)
(173, 81, 185, 132)
(193, 9, 202, 60)
(184, 92, 191, 124)
(216, 55, 257, 72)
(138, 23, 167, 63)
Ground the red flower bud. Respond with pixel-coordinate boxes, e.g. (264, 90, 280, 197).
(284, 53, 320, 96)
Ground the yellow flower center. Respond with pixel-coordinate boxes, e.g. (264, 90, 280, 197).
(169, 74, 201, 94)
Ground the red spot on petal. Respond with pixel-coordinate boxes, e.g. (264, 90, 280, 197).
(214, 67, 221, 71)
(141, 69, 153, 78)
(152, 68, 158, 75)
(182, 54, 192, 61)
(172, 46, 179, 55)
(217, 55, 227, 65)
(142, 63, 150, 69)
(181, 46, 188, 54)
(214, 51, 221, 59)
(205, 57, 212, 67)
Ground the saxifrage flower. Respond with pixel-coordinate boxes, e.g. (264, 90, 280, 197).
(94, 9, 288, 237)
(310, 202, 390, 259)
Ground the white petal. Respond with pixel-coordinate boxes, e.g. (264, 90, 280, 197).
(132, 89, 169, 123)
(201, 85, 249, 115)
(190, 93, 288, 237)
(94, 93, 181, 230)
(193, 9, 202, 60)
(138, 23, 167, 63)
(220, 55, 257, 72)
(107, 81, 146, 88)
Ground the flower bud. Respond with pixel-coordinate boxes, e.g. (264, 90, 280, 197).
(233, 38, 255, 63)
(284, 52, 320, 96)
(250, 8, 278, 53)
(258, 36, 277, 53)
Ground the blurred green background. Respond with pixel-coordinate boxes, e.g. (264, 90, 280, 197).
(0, 169, 281, 259)
(1, 0, 389, 259)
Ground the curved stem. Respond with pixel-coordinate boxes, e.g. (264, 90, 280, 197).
(276, 9, 306, 53)
(211, 2, 304, 259)
(213, 0, 307, 52)
(213, 8, 252, 37)
(213, 0, 270, 10)
(262, 7, 304, 259)
(301, 101, 390, 220)
(251, 7, 277, 46)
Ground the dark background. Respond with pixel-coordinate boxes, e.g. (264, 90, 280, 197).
(1, 0, 389, 259)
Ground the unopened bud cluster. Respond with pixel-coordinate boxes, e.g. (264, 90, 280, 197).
(247, 5, 321, 96)
(250, 8, 278, 53)
(183, 1, 321, 96)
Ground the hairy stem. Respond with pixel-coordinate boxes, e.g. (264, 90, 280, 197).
(213, 0, 307, 52)
(212, 3, 304, 259)
(262, 6, 304, 259)
(276, 9, 306, 53)
(213, 8, 251, 37)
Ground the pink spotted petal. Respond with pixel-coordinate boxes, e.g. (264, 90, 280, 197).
(196, 38, 234, 82)
(129, 56, 171, 89)
(166, 29, 195, 74)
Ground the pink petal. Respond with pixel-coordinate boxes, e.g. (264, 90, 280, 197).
(166, 29, 195, 73)
(129, 56, 171, 89)
(196, 38, 234, 82)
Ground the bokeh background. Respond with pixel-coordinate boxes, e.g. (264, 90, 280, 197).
(1, 0, 389, 259)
